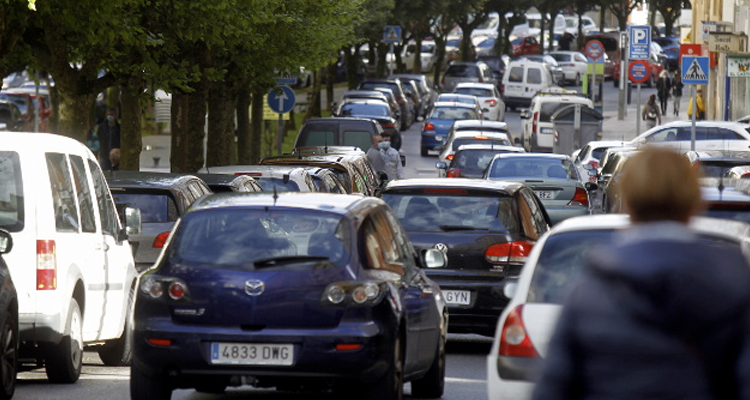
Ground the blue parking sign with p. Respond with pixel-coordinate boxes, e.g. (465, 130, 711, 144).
(628, 26, 650, 60)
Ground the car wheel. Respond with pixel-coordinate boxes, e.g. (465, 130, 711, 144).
(410, 316, 446, 398)
(0, 311, 17, 400)
(130, 364, 172, 400)
(574, 73, 581, 87)
(421, 147, 429, 157)
(45, 299, 83, 383)
(364, 334, 403, 400)
(97, 288, 134, 366)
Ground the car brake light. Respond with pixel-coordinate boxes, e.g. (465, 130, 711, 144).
(532, 111, 539, 133)
(446, 168, 461, 177)
(446, 154, 454, 161)
(424, 123, 435, 131)
(153, 231, 170, 248)
(485, 240, 534, 264)
(37, 240, 57, 290)
(381, 122, 394, 128)
(568, 187, 589, 206)
(588, 161, 598, 170)
(147, 338, 173, 346)
(499, 305, 540, 357)
(168, 281, 187, 300)
(485, 99, 497, 107)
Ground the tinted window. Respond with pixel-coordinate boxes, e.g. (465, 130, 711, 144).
(550, 54, 570, 62)
(340, 103, 388, 117)
(450, 149, 503, 175)
(452, 137, 510, 150)
(540, 102, 571, 122)
(301, 130, 335, 147)
(70, 156, 96, 233)
(445, 65, 479, 78)
(112, 192, 179, 223)
(383, 193, 520, 233)
(168, 209, 351, 270)
(508, 66, 523, 82)
(46, 153, 79, 232)
(343, 130, 373, 151)
(431, 107, 478, 120)
(527, 68, 542, 84)
(0, 152, 24, 232)
(256, 178, 301, 192)
(488, 157, 577, 180)
(88, 159, 119, 236)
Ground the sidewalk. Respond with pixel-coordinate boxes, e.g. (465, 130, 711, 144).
(600, 89, 687, 142)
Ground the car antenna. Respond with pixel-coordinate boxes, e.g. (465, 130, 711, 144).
(272, 184, 279, 206)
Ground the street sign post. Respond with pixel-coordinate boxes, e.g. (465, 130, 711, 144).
(267, 85, 296, 155)
(584, 40, 604, 63)
(628, 60, 649, 136)
(681, 55, 709, 151)
(628, 26, 651, 61)
(383, 26, 402, 76)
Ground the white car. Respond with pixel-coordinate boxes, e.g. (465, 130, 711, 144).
(520, 89, 594, 152)
(437, 129, 515, 163)
(628, 121, 750, 153)
(548, 51, 589, 86)
(572, 139, 630, 183)
(453, 82, 506, 122)
(486, 214, 750, 400)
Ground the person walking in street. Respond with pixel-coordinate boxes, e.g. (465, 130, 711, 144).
(532, 147, 750, 400)
(97, 107, 121, 170)
(656, 70, 671, 115)
(688, 89, 706, 120)
(672, 71, 684, 116)
(366, 134, 386, 177)
(379, 132, 404, 181)
(642, 94, 661, 129)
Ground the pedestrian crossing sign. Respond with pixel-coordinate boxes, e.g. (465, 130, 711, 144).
(384, 26, 402, 44)
(682, 56, 709, 84)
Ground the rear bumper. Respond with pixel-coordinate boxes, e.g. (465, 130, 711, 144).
(486, 355, 536, 400)
(503, 97, 532, 108)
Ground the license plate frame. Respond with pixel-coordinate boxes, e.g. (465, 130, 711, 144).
(443, 290, 471, 306)
(210, 342, 294, 366)
(534, 190, 553, 199)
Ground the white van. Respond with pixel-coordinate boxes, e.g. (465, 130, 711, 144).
(502, 59, 555, 110)
(0, 132, 140, 383)
(520, 89, 594, 152)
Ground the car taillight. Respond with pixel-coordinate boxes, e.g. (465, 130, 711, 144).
(424, 123, 435, 131)
(153, 231, 171, 248)
(396, 96, 404, 102)
(37, 240, 57, 290)
(485, 240, 534, 264)
(141, 276, 190, 300)
(381, 121, 394, 128)
(532, 111, 539, 133)
(321, 281, 385, 307)
(446, 168, 461, 178)
(499, 305, 540, 357)
(485, 99, 497, 107)
(446, 154, 454, 161)
(168, 281, 187, 300)
(588, 160, 598, 170)
(568, 187, 589, 206)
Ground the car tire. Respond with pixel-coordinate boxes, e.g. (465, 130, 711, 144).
(45, 299, 83, 383)
(364, 334, 403, 400)
(574, 73, 581, 87)
(0, 311, 17, 400)
(421, 147, 429, 157)
(130, 364, 172, 400)
(410, 317, 446, 398)
(97, 288, 134, 366)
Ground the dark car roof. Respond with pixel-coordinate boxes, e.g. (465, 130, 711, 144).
(105, 171, 207, 189)
(189, 192, 373, 218)
(193, 173, 261, 191)
(383, 178, 527, 194)
(303, 117, 379, 125)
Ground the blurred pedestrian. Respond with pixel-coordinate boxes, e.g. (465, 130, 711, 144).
(672, 71, 684, 116)
(656, 70, 671, 115)
(641, 94, 661, 129)
(379, 132, 404, 180)
(558, 32, 574, 51)
(532, 147, 750, 400)
(366, 134, 386, 176)
(688, 89, 706, 120)
(97, 107, 120, 170)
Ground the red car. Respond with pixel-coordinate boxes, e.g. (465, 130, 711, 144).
(1, 88, 52, 132)
(511, 35, 541, 58)
(613, 53, 665, 88)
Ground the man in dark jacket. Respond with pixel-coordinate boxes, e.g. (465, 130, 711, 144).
(98, 107, 120, 170)
(533, 147, 750, 400)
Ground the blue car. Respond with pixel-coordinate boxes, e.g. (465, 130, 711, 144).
(653, 36, 680, 71)
(131, 192, 448, 400)
(421, 101, 481, 156)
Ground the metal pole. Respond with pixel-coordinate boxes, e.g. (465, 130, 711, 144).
(389, 43, 394, 77)
(618, 59, 627, 119)
(636, 83, 642, 135)
(691, 85, 696, 151)
(276, 113, 284, 156)
(34, 72, 40, 132)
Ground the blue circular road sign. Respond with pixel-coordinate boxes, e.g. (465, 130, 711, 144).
(267, 85, 296, 114)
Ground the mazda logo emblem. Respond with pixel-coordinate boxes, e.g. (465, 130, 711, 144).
(434, 243, 448, 253)
(245, 280, 265, 296)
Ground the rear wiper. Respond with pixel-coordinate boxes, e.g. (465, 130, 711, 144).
(254, 255, 329, 268)
(439, 225, 482, 231)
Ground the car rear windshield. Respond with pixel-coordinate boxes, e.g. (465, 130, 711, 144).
(455, 88, 493, 97)
(431, 107, 478, 120)
(168, 209, 351, 270)
(0, 151, 23, 232)
(487, 157, 578, 180)
(111, 191, 179, 223)
(452, 137, 510, 151)
(450, 150, 503, 176)
(382, 193, 518, 233)
(539, 101, 575, 122)
(255, 178, 301, 192)
(445, 65, 479, 78)
(340, 103, 388, 117)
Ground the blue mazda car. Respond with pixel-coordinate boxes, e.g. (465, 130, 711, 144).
(131, 192, 448, 400)
(421, 101, 481, 157)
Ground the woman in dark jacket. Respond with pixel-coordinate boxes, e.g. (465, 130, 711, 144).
(532, 147, 750, 400)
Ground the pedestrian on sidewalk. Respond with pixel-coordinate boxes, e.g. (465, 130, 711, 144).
(688, 89, 705, 120)
(672, 71, 684, 116)
(642, 94, 661, 129)
(367, 134, 386, 176)
(379, 132, 404, 180)
(656, 70, 671, 115)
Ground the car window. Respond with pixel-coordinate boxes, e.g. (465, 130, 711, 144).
(709, 128, 745, 140)
(451, 150, 499, 175)
(382, 193, 519, 233)
(575, 53, 588, 62)
(452, 137, 510, 150)
(550, 54, 569, 62)
(520, 189, 547, 238)
(46, 153, 80, 232)
(88, 159, 120, 236)
(112, 191, 179, 223)
(508, 66, 523, 83)
(455, 88, 493, 97)
(527, 68, 542, 84)
(169, 209, 351, 270)
(69, 155, 96, 233)
(0, 151, 23, 232)
(341, 103, 389, 117)
(302, 130, 335, 147)
(256, 177, 301, 192)
(539, 101, 570, 122)
(361, 212, 405, 277)
(446, 65, 479, 78)
(646, 127, 679, 142)
(343, 130, 372, 151)
(487, 157, 577, 180)
(431, 107, 478, 120)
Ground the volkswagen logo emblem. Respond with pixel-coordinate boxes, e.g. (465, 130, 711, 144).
(245, 280, 265, 296)
(434, 243, 448, 253)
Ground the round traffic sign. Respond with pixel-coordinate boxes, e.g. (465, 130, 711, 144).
(585, 40, 604, 60)
(267, 85, 296, 114)
(628, 60, 649, 84)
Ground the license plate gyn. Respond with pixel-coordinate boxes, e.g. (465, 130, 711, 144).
(210, 343, 294, 366)
(444, 290, 471, 305)
(535, 191, 553, 199)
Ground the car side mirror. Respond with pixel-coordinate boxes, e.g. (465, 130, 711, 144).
(435, 161, 447, 170)
(421, 248, 446, 269)
(123, 206, 142, 237)
(0, 229, 13, 254)
(519, 110, 531, 119)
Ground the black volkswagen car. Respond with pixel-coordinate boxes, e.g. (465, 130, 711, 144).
(131, 192, 448, 400)
(382, 179, 550, 336)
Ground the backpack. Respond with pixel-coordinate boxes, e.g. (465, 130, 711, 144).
(647, 106, 657, 120)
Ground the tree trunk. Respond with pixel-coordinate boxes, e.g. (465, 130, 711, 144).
(206, 80, 237, 167)
(326, 62, 335, 113)
(304, 68, 323, 121)
(170, 82, 207, 173)
(345, 47, 360, 89)
(120, 78, 143, 171)
(53, 77, 97, 143)
(249, 88, 264, 164)
(236, 86, 252, 164)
